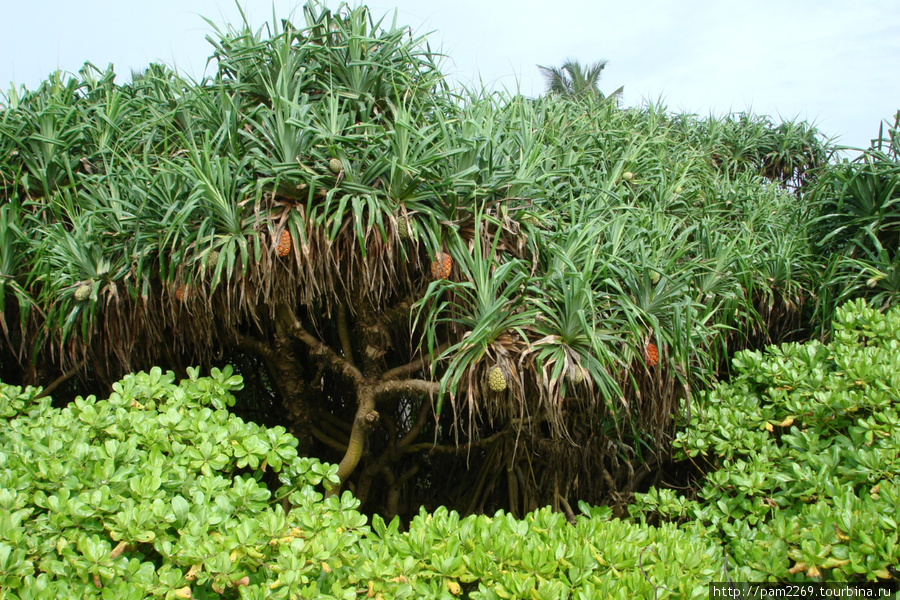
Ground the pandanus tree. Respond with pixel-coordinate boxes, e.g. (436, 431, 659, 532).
(0, 2, 834, 519)
(810, 111, 900, 322)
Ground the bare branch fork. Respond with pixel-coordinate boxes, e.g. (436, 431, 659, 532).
(276, 304, 447, 489)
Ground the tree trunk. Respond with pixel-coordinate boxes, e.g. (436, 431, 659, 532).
(268, 335, 315, 455)
(335, 383, 379, 486)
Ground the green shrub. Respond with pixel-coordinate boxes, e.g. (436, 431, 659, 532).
(358, 505, 723, 599)
(640, 298, 900, 581)
(0, 366, 366, 599)
(0, 366, 731, 599)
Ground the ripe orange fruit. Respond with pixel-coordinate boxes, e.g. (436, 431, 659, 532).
(431, 252, 452, 279)
(644, 342, 659, 367)
(277, 230, 292, 257)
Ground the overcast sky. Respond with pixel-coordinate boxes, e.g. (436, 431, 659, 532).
(2, 1, 898, 150)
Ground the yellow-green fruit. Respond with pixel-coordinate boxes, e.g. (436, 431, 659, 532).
(488, 367, 507, 392)
(74, 284, 91, 302)
(622, 171, 634, 182)
(568, 366, 584, 384)
(398, 216, 412, 240)
(206, 250, 220, 269)
(520, 214, 541, 227)
(675, 186, 684, 193)
(650, 271, 661, 284)
(328, 158, 343, 174)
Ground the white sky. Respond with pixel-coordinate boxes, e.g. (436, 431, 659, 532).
(2, 0, 898, 150)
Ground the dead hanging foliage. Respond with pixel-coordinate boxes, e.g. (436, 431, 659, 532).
(38, 211, 431, 386)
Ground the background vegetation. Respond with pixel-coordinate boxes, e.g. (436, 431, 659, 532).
(0, 0, 897, 535)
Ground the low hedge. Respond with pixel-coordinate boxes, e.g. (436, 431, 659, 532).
(1, 299, 898, 598)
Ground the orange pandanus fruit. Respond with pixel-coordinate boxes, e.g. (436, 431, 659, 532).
(431, 252, 452, 279)
(644, 342, 659, 367)
(277, 230, 292, 258)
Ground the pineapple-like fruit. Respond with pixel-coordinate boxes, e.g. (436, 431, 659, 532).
(398, 215, 412, 240)
(622, 171, 634, 182)
(174, 284, 187, 302)
(431, 252, 452, 279)
(206, 250, 220, 269)
(644, 342, 659, 367)
(277, 230, 292, 258)
(568, 366, 584, 384)
(520, 214, 541, 227)
(328, 158, 343, 174)
(488, 367, 507, 392)
(74, 284, 91, 302)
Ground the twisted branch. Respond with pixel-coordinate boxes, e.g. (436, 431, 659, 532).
(381, 342, 449, 381)
(278, 304, 364, 384)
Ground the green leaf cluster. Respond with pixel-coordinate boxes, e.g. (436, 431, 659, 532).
(357, 505, 721, 599)
(812, 111, 900, 324)
(0, 367, 367, 599)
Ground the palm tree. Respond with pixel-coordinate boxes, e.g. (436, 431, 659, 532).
(537, 59, 623, 101)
